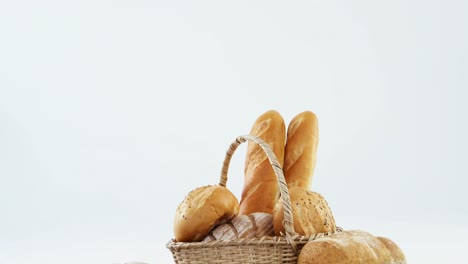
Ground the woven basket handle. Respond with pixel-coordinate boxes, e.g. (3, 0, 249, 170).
(219, 135, 296, 243)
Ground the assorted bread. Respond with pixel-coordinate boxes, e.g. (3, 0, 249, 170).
(171, 109, 406, 263)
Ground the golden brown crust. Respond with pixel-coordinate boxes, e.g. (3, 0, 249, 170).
(273, 186, 336, 236)
(298, 239, 348, 264)
(239, 110, 286, 215)
(173, 185, 239, 242)
(377, 236, 407, 263)
(284, 111, 319, 190)
(298, 230, 407, 264)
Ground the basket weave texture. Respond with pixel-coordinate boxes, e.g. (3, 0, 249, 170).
(166, 135, 340, 263)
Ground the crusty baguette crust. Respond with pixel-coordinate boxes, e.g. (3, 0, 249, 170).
(239, 110, 285, 215)
(284, 111, 319, 190)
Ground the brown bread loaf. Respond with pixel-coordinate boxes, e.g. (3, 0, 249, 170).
(283, 111, 319, 189)
(298, 230, 406, 264)
(239, 110, 286, 215)
(173, 185, 239, 242)
(202, 212, 274, 242)
(377, 236, 407, 263)
(273, 186, 336, 236)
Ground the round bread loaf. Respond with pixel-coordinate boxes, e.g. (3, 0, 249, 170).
(273, 186, 336, 236)
(174, 185, 239, 242)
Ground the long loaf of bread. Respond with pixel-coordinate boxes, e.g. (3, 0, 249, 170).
(239, 110, 286, 215)
(283, 111, 319, 189)
(273, 111, 335, 236)
(298, 230, 406, 264)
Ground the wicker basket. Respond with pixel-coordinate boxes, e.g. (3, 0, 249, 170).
(166, 135, 340, 263)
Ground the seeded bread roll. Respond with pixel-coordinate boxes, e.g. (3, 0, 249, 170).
(298, 230, 406, 264)
(273, 186, 336, 236)
(284, 111, 319, 189)
(239, 110, 286, 215)
(202, 212, 274, 242)
(174, 185, 239, 242)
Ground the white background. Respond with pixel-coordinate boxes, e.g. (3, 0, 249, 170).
(1, 1, 467, 263)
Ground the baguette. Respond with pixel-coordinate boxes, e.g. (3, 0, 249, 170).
(284, 111, 319, 189)
(239, 110, 286, 215)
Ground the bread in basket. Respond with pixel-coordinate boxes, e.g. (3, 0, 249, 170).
(166, 135, 341, 263)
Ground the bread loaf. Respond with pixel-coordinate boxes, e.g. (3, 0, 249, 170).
(377, 236, 407, 263)
(283, 111, 319, 189)
(174, 185, 239, 242)
(298, 230, 406, 264)
(202, 212, 274, 242)
(239, 110, 286, 215)
(273, 186, 336, 236)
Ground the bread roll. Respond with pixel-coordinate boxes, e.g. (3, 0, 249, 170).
(239, 110, 286, 215)
(174, 185, 239, 242)
(202, 212, 274, 242)
(273, 186, 336, 236)
(298, 230, 406, 264)
(284, 111, 319, 189)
